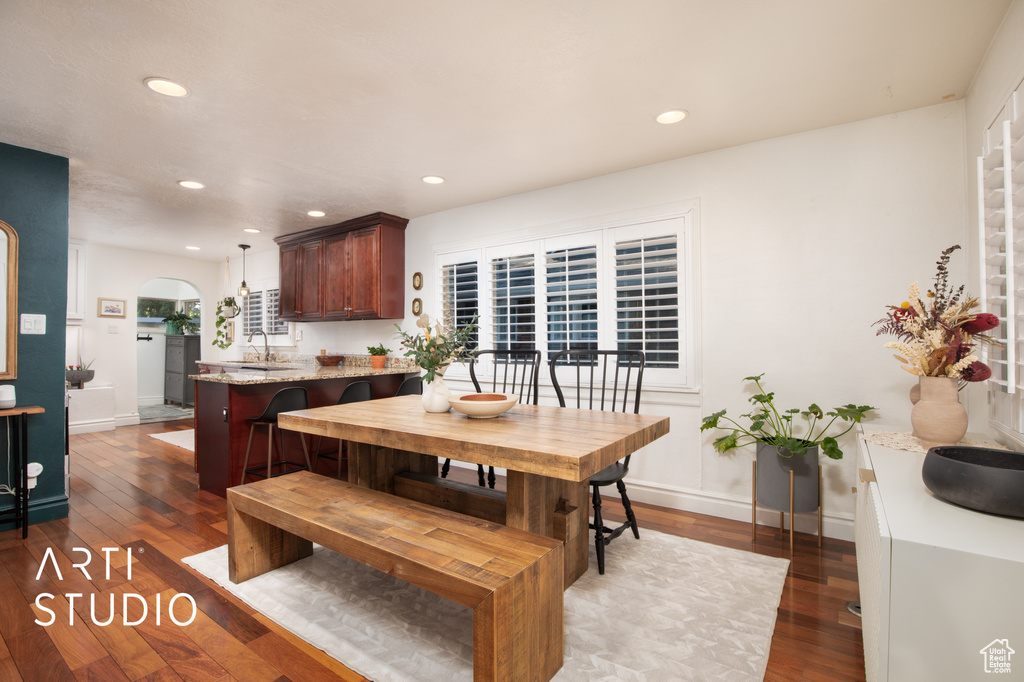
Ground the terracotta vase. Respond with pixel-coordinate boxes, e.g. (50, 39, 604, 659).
(370, 355, 386, 370)
(421, 376, 451, 413)
(910, 376, 967, 447)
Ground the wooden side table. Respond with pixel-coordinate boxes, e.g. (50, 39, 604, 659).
(0, 406, 45, 538)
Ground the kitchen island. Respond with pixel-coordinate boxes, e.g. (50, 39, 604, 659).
(191, 359, 416, 496)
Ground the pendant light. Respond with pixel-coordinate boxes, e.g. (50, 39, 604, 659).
(238, 244, 251, 297)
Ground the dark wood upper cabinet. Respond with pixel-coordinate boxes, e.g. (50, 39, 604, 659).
(275, 212, 407, 322)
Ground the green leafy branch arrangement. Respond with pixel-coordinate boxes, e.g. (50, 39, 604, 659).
(394, 314, 477, 383)
(700, 374, 874, 460)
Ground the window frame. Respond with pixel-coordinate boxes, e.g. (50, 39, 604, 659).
(433, 204, 698, 390)
(241, 279, 293, 346)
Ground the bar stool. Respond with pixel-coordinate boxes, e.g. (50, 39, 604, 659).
(239, 387, 313, 485)
(395, 376, 422, 397)
(313, 381, 372, 477)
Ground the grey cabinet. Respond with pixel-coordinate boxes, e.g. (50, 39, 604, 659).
(165, 335, 201, 407)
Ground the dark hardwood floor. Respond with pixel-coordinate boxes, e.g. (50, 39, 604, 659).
(0, 421, 865, 681)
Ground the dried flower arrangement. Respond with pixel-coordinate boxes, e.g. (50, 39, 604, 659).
(874, 245, 1000, 382)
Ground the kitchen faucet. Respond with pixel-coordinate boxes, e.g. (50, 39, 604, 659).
(247, 329, 270, 362)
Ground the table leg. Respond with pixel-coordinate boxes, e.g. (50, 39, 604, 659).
(18, 413, 27, 539)
(556, 478, 588, 586)
(507, 472, 589, 587)
(349, 441, 437, 493)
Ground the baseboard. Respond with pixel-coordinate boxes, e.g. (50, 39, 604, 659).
(116, 413, 141, 428)
(624, 478, 855, 542)
(68, 417, 116, 434)
(0, 493, 69, 531)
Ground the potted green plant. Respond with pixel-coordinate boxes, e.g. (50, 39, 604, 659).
(367, 343, 393, 370)
(213, 297, 239, 349)
(66, 359, 95, 389)
(394, 314, 477, 412)
(163, 310, 200, 335)
(701, 374, 874, 513)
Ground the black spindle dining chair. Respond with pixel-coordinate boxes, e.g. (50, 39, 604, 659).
(549, 348, 645, 574)
(312, 380, 372, 477)
(439, 349, 542, 488)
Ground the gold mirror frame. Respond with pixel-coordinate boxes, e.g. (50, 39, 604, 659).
(0, 221, 17, 379)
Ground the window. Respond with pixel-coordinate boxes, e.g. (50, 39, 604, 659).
(137, 297, 177, 328)
(491, 255, 536, 352)
(979, 81, 1024, 443)
(441, 260, 479, 349)
(435, 210, 694, 387)
(546, 245, 598, 359)
(615, 235, 679, 368)
(242, 288, 289, 338)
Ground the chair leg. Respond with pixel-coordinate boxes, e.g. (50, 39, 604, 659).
(441, 458, 451, 478)
(299, 432, 312, 472)
(592, 485, 606, 575)
(312, 435, 323, 472)
(487, 466, 496, 489)
(477, 464, 486, 487)
(266, 424, 275, 480)
(617, 479, 640, 540)
(239, 422, 257, 485)
(337, 440, 344, 478)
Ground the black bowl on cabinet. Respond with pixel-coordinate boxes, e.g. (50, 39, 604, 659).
(922, 446, 1024, 519)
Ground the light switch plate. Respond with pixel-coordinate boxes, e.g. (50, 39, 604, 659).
(20, 313, 45, 334)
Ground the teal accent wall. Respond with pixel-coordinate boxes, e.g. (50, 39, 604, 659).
(0, 142, 70, 528)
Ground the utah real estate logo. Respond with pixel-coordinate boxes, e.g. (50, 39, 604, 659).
(980, 639, 1015, 675)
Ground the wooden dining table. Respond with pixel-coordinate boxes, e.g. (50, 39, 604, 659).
(278, 394, 670, 586)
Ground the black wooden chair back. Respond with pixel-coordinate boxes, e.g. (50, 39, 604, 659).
(549, 349, 645, 415)
(469, 349, 542, 405)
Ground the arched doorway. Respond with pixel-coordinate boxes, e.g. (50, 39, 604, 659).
(137, 277, 202, 423)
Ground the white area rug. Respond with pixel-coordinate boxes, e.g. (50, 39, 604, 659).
(148, 429, 195, 452)
(183, 530, 789, 681)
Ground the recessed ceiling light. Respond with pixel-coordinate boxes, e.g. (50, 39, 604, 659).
(307, 210, 326, 217)
(145, 78, 189, 97)
(178, 180, 204, 189)
(655, 110, 688, 125)
(243, 228, 261, 233)
(422, 176, 445, 184)
(186, 246, 201, 251)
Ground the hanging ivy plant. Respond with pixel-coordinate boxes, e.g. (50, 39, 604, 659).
(213, 296, 240, 349)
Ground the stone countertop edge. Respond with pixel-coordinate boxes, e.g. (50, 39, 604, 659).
(190, 365, 416, 385)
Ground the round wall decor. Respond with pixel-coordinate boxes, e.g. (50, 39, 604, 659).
(411, 297, 422, 315)
(412, 272, 423, 290)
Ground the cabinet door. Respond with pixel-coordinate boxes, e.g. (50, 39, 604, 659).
(278, 245, 300, 321)
(347, 227, 381, 319)
(322, 233, 350, 320)
(298, 240, 324, 320)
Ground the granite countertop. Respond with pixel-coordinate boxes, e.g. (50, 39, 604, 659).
(191, 356, 417, 385)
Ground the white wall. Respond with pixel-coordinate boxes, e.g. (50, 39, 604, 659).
(964, 0, 1024, 433)
(79, 243, 221, 424)
(405, 101, 968, 539)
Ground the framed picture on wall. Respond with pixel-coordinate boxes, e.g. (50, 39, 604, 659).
(98, 298, 126, 318)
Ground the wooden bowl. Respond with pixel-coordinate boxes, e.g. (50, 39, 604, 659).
(448, 393, 518, 419)
(315, 355, 343, 367)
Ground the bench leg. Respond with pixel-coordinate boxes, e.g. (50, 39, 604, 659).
(227, 497, 313, 583)
(472, 543, 564, 682)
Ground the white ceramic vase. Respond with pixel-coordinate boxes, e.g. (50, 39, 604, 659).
(421, 376, 452, 413)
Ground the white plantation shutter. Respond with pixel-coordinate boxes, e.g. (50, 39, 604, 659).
(615, 234, 680, 368)
(441, 260, 479, 347)
(242, 291, 263, 337)
(491, 255, 536, 351)
(546, 245, 598, 359)
(265, 289, 289, 335)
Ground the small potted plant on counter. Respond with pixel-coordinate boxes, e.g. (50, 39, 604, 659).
(701, 374, 874, 516)
(367, 343, 392, 370)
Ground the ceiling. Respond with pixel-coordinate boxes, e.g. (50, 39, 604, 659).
(0, 0, 1012, 260)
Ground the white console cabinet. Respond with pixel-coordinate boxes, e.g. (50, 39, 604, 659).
(855, 428, 1024, 681)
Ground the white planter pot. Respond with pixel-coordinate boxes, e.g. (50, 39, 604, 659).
(421, 376, 452, 413)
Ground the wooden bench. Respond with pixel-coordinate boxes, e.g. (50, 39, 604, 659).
(227, 470, 564, 682)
